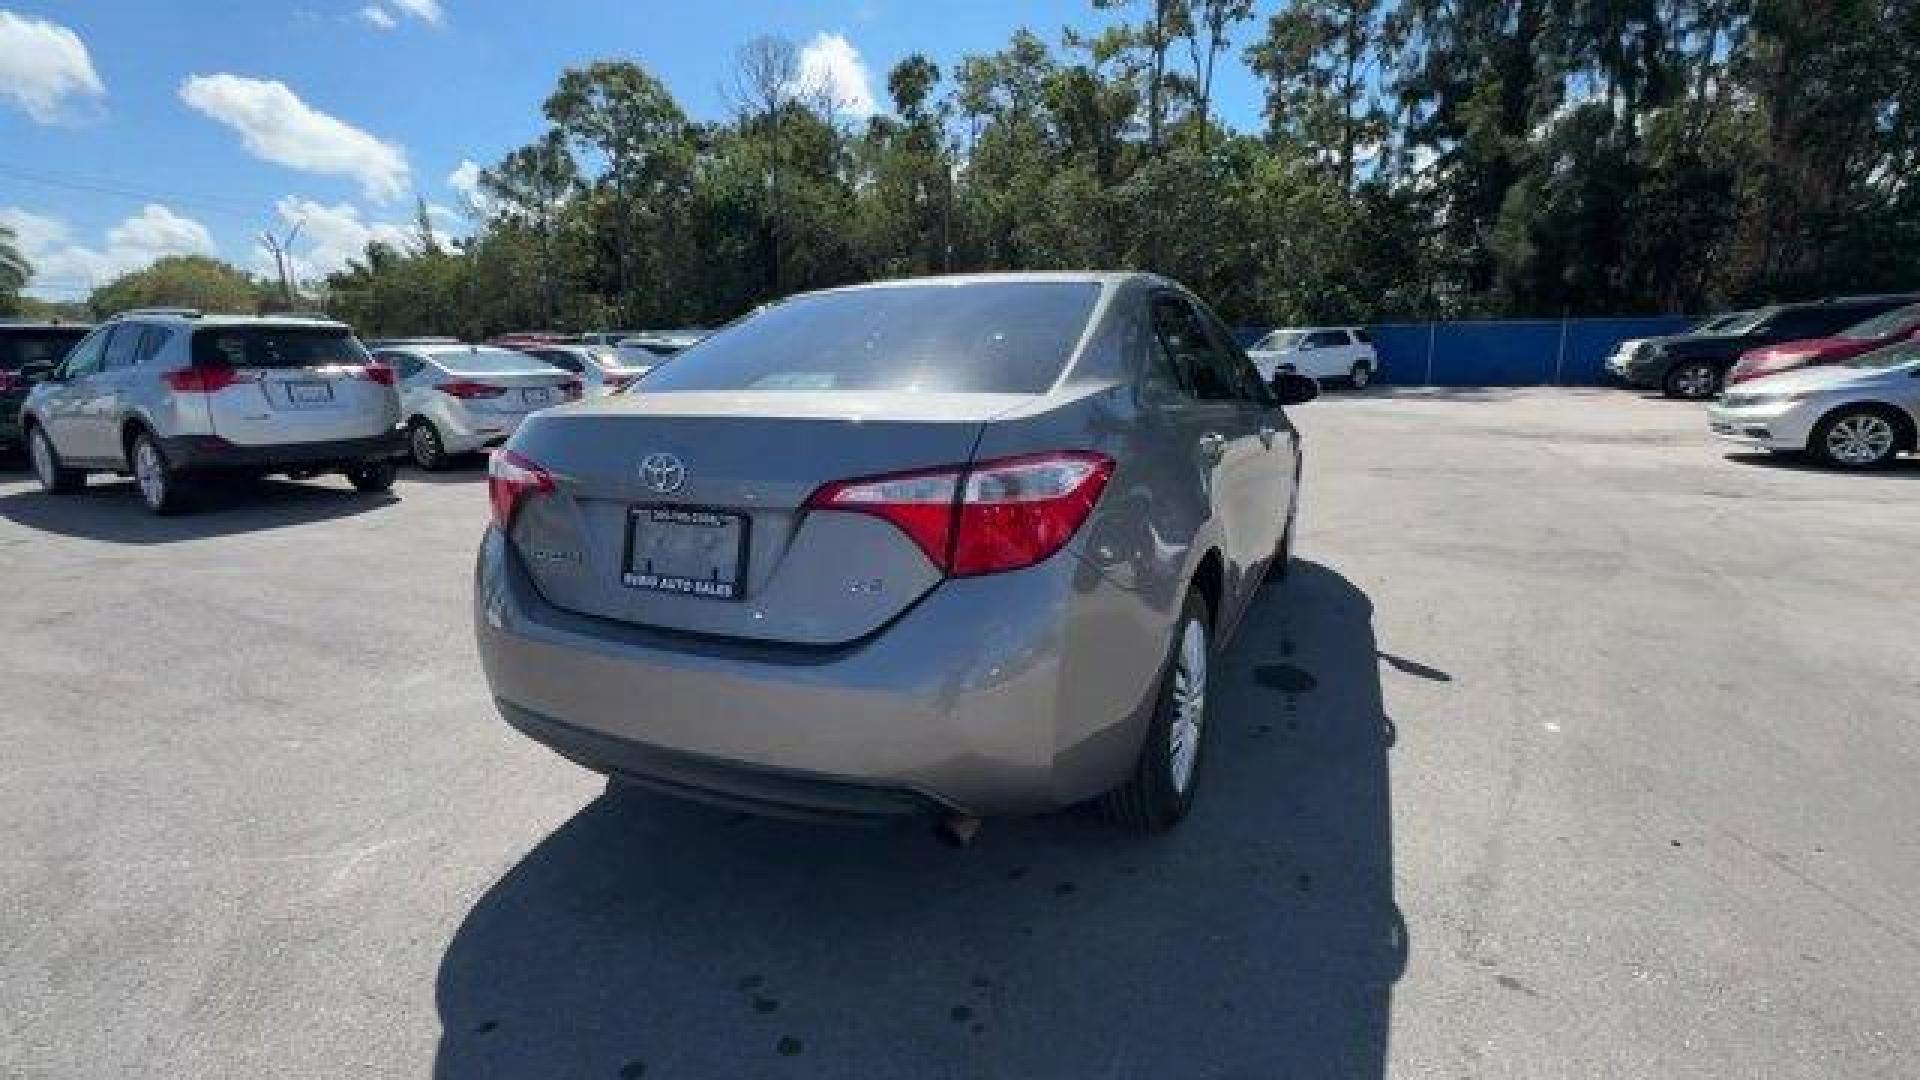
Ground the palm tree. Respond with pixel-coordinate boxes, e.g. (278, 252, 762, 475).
(0, 220, 31, 297)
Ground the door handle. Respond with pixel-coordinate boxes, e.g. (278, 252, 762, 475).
(1197, 431, 1226, 461)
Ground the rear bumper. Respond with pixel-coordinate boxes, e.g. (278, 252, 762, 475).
(474, 527, 1162, 818)
(499, 699, 960, 821)
(161, 429, 404, 470)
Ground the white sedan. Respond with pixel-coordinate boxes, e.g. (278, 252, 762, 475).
(1247, 327, 1379, 388)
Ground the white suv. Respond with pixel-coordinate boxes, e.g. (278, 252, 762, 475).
(1246, 326, 1379, 389)
(21, 310, 402, 514)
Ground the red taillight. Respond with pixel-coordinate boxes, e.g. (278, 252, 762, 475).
(488, 449, 553, 528)
(0, 371, 22, 393)
(562, 376, 583, 399)
(440, 380, 506, 399)
(804, 451, 1113, 577)
(360, 362, 395, 386)
(162, 366, 254, 393)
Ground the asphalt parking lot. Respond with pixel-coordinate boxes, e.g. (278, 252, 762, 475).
(3, 389, 1917, 1079)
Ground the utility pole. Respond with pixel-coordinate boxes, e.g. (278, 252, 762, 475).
(259, 218, 305, 310)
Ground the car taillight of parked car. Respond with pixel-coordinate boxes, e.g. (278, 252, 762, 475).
(0, 371, 24, 392)
(439, 380, 507, 399)
(562, 377, 583, 399)
(804, 451, 1114, 577)
(358, 362, 395, 386)
(488, 449, 554, 528)
(161, 366, 257, 394)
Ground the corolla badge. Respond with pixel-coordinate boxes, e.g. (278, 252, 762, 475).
(640, 452, 686, 494)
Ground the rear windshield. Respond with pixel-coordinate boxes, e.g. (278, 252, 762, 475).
(637, 281, 1102, 395)
(0, 327, 89, 371)
(192, 325, 368, 369)
(429, 346, 559, 374)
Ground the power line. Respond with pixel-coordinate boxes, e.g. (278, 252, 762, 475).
(0, 162, 269, 222)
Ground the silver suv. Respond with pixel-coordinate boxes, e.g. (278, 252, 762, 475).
(21, 310, 402, 514)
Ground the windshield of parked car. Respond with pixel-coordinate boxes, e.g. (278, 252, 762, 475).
(1257, 331, 1304, 351)
(636, 281, 1101, 394)
(428, 346, 560, 373)
(1841, 340, 1920, 369)
(191, 325, 369, 368)
(0, 327, 89, 370)
(1708, 309, 1768, 335)
(1839, 303, 1920, 341)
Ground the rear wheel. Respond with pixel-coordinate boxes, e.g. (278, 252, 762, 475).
(1664, 361, 1719, 400)
(407, 419, 446, 471)
(346, 459, 397, 492)
(1098, 588, 1212, 833)
(1811, 406, 1906, 469)
(28, 425, 84, 494)
(1349, 361, 1373, 389)
(130, 430, 190, 515)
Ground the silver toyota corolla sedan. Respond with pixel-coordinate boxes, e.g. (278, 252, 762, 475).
(475, 273, 1316, 833)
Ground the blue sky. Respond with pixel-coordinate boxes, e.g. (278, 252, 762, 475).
(0, 2, 1266, 300)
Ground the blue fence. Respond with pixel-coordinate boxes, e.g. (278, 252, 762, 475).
(1240, 317, 1696, 386)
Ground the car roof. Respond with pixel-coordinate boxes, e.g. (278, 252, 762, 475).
(110, 310, 350, 330)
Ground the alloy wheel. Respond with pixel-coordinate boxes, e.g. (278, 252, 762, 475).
(1672, 364, 1716, 399)
(1167, 617, 1208, 794)
(134, 437, 168, 510)
(30, 429, 57, 491)
(1825, 413, 1897, 465)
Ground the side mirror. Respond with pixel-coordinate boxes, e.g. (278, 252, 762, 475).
(19, 361, 58, 384)
(1272, 371, 1320, 406)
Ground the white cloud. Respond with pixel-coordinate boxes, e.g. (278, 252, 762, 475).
(0, 11, 106, 124)
(261, 197, 410, 284)
(358, 5, 397, 29)
(446, 159, 482, 202)
(389, 0, 445, 26)
(1, 204, 216, 296)
(179, 74, 410, 202)
(793, 32, 877, 117)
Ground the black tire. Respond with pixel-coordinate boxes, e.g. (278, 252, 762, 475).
(129, 429, 192, 515)
(26, 423, 84, 494)
(1809, 405, 1909, 470)
(407, 419, 446, 471)
(1098, 588, 1213, 833)
(1349, 361, 1373, 389)
(1663, 361, 1720, 400)
(346, 459, 397, 492)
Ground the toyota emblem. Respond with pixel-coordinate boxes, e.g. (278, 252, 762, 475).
(640, 453, 685, 494)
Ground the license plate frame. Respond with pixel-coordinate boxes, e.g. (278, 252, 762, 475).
(621, 506, 750, 601)
(287, 380, 334, 404)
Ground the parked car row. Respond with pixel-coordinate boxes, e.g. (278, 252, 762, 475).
(1606, 293, 1920, 399)
(1604, 293, 1920, 469)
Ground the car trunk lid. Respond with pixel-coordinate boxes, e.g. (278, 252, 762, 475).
(504, 391, 1026, 645)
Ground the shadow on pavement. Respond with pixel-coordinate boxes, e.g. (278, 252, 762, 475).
(434, 560, 1403, 1079)
(0, 477, 397, 543)
(400, 458, 491, 484)
(1723, 451, 1920, 477)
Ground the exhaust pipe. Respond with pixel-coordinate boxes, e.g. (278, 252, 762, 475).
(934, 815, 982, 848)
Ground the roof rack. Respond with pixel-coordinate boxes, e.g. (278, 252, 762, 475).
(110, 307, 202, 320)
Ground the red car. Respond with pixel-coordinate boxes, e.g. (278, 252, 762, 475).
(1729, 302, 1920, 385)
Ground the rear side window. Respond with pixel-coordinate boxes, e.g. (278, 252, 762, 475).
(0, 327, 89, 370)
(638, 281, 1102, 395)
(1353, 329, 1375, 344)
(192, 326, 369, 369)
(102, 324, 143, 370)
(1304, 330, 1347, 349)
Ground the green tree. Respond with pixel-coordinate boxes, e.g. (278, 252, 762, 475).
(89, 256, 260, 317)
(0, 220, 30, 316)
